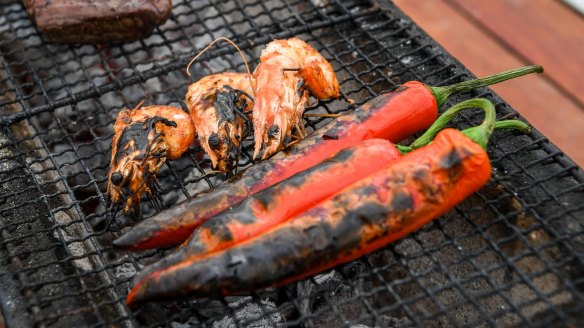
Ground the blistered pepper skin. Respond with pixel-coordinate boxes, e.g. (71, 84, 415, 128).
(126, 129, 491, 305)
(129, 138, 402, 283)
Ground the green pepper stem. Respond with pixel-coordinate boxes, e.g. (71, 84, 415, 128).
(461, 119, 529, 149)
(397, 118, 530, 154)
(492, 119, 531, 134)
(409, 98, 495, 149)
(395, 144, 413, 153)
(429, 65, 543, 107)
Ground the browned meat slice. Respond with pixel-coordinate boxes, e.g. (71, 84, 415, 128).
(22, 0, 172, 43)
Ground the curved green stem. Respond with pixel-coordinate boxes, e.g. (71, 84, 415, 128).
(429, 65, 543, 107)
(396, 119, 531, 154)
(395, 144, 414, 153)
(493, 119, 531, 134)
(396, 100, 532, 154)
(410, 98, 495, 149)
(461, 119, 530, 149)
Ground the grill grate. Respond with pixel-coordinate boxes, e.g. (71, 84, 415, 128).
(1, 0, 584, 327)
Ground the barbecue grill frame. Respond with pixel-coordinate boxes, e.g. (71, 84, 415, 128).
(1, 0, 583, 327)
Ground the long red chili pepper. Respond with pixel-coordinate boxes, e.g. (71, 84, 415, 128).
(126, 100, 528, 305)
(114, 66, 542, 251)
(124, 98, 511, 284)
(129, 138, 402, 282)
(125, 99, 531, 305)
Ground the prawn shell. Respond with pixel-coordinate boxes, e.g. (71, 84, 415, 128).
(186, 72, 254, 172)
(251, 37, 340, 159)
(108, 105, 194, 213)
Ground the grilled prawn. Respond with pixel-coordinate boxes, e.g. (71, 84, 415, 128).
(108, 104, 195, 214)
(109, 73, 254, 213)
(252, 37, 340, 159)
(186, 72, 254, 172)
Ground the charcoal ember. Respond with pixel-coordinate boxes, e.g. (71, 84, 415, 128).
(22, 0, 173, 43)
(170, 317, 201, 328)
(211, 297, 284, 328)
(113, 261, 139, 281)
(309, 0, 331, 8)
(188, 299, 230, 320)
(374, 315, 412, 328)
(296, 267, 373, 327)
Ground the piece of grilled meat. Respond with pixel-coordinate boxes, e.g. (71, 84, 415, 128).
(22, 0, 172, 43)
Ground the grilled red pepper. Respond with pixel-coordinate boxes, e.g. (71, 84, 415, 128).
(114, 66, 542, 251)
(123, 98, 505, 284)
(125, 99, 531, 305)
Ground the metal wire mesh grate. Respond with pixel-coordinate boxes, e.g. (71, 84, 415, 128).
(1, 0, 583, 327)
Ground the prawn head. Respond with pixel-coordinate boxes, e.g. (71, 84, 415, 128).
(108, 106, 194, 214)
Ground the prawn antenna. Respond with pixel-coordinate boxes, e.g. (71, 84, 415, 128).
(186, 36, 256, 94)
(132, 100, 145, 111)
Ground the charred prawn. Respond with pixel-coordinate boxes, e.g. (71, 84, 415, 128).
(108, 104, 195, 214)
(252, 37, 340, 159)
(186, 72, 254, 172)
(108, 73, 254, 213)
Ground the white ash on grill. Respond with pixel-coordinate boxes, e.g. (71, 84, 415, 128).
(211, 297, 284, 328)
(296, 267, 375, 327)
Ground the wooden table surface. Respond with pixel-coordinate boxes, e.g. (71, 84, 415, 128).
(394, 0, 584, 167)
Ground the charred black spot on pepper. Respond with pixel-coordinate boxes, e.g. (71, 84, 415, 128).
(391, 191, 414, 213)
(440, 148, 466, 181)
(322, 133, 339, 140)
(248, 228, 311, 283)
(207, 198, 260, 226)
(319, 122, 344, 140)
(330, 147, 355, 162)
(412, 168, 429, 180)
(345, 202, 389, 226)
(394, 85, 409, 93)
(204, 217, 234, 242)
(242, 161, 277, 188)
(269, 146, 357, 192)
(303, 223, 334, 252)
(249, 191, 273, 215)
(360, 185, 378, 196)
(329, 203, 388, 253)
(440, 149, 463, 170)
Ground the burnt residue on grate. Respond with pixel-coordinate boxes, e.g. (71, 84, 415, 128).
(1, 0, 584, 327)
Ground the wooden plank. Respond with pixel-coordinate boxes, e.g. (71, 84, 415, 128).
(449, 0, 584, 107)
(393, 0, 584, 167)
